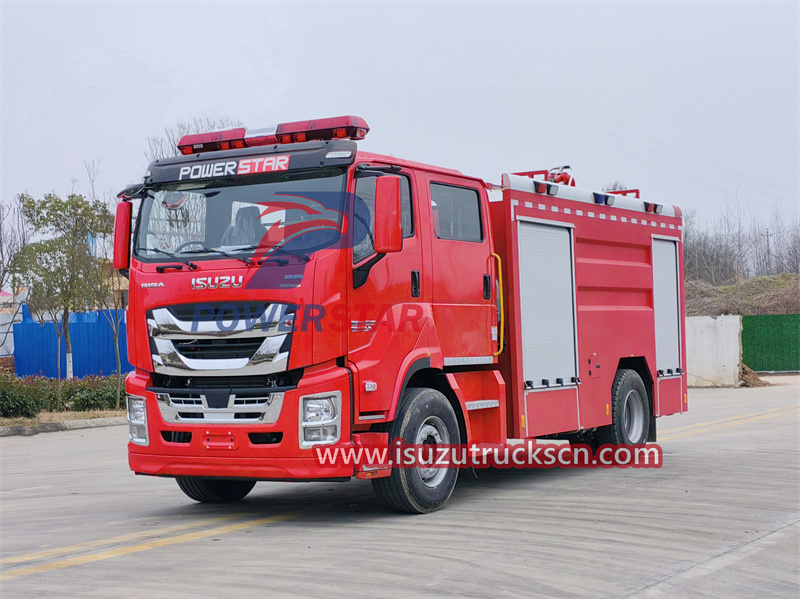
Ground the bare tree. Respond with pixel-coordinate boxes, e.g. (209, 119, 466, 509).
(85, 161, 128, 408)
(0, 197, 28, 352)
(684, 200, 799, 285)
(144, 117, 242, 164)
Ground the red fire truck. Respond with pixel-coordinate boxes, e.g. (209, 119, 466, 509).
(114, 115, 687, 513)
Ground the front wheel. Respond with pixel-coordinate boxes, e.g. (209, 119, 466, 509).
(596, 369, 651, 445)
(176, 477, 256, 503)
(372, 387, 460, 514)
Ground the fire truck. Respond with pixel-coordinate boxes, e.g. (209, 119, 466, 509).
(114, 115, 687, 513)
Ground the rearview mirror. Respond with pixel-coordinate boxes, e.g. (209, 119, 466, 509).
(113, 201, 132, 270)
(373, 176, 402, 253)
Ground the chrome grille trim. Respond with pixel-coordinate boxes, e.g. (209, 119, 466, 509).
(148, 302, 292, 377)
(155, 391, 284, 424)
(151, 336, 288, 376)
(148, 304, 290, 339)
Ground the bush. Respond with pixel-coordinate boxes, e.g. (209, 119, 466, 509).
(0, 372, 44, 417)
(70, 376, 118, 411)
(0, 373, 122, 418)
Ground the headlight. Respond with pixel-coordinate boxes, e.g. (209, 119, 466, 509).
(303, 397, 337, 422)
(299, 391, 341, 448)
(126, 395, 149, 446)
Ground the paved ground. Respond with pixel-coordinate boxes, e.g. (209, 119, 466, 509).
(1, 377, 798, 598)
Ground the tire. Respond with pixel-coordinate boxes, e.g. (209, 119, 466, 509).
(176, 477, 256, 503)
(596, 369, 651, 445)
(372, 387, 460, 514)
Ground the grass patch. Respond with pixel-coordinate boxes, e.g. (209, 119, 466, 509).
(0, 409, 125, 427)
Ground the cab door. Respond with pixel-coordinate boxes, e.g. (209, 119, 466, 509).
(426, 173, 495, 364)
(347, 167, 424, 416)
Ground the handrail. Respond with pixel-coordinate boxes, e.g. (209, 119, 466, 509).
(492, 252, 505, 357)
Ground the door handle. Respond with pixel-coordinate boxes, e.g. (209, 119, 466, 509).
(483, 274, 491, 300)
(411, 270, 421, 298)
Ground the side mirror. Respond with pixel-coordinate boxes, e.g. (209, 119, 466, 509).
(373, 176, 403, 253)
(113, 201, 132, 270)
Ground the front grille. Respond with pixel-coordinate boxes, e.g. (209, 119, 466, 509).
(147, 301, 293, 378)
(172, 337, 265, 360)
(151, 371, 302, 390)
(166, 302, 294, 322)
(165, 392, 203, 406)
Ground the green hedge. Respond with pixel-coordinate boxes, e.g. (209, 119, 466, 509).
(742, 314, 800, 371)
(0, 372, 122, 418)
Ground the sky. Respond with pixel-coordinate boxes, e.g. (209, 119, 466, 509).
(1, 1, 798, 225)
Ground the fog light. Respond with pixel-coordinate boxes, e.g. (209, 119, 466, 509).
(304, 426, 338, 443)
(126, 395, 148, 446)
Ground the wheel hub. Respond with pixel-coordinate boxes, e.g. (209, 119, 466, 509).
(414, 416, 450, 487)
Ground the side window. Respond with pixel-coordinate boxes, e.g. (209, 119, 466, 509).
(430, 183, 483, 242)
(353, 174, 413, 264)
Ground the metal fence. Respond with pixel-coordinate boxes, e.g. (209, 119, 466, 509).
(741, 314, 800, 372)
(13, 306, 132, 378)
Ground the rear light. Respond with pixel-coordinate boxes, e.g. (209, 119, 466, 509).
(177, 116, 370, 155)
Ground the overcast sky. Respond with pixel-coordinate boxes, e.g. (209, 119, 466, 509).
(2, 1, 798, 224)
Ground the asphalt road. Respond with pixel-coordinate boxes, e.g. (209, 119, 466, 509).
(1, 377, 798, 598)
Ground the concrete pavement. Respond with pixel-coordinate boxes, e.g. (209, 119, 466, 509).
(1, 377, 797, 598)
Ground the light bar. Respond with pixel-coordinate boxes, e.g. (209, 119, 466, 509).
(177, 128, 247, 155)
(177, 116, 370, 155)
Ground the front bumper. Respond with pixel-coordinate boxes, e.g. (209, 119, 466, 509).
(126, 364, 355, 480)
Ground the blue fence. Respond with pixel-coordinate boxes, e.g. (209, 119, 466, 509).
(14, 306, 133, 378)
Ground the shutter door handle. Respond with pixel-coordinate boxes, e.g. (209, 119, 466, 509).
(411, 270, 421, 298)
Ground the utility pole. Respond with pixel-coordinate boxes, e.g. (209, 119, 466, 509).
(762, 229, 773, 274)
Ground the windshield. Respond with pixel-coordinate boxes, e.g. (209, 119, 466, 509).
(134, 167, 348, 263)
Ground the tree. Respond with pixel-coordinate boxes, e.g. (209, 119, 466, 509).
(84, 161, 128, 408)
(88, 253, 127, 408)
(0, 197, 28, 350)
(13, 192, 113, 399)
(144, 117, 242, 163)
(683, 201, 799, 285)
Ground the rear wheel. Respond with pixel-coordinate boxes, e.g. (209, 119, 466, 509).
(176, 477, 256, 503)
(596, 369, 650, 445)
(372, 387, 460, 514)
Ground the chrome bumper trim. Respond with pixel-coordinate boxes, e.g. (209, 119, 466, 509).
(155, 391, 285, 424)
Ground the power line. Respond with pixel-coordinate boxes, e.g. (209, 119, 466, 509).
(606, 121, 799, 198)
(642, 134, 800, 198)
(643, 146, 797, 206)
(606, 145, 798, 214)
